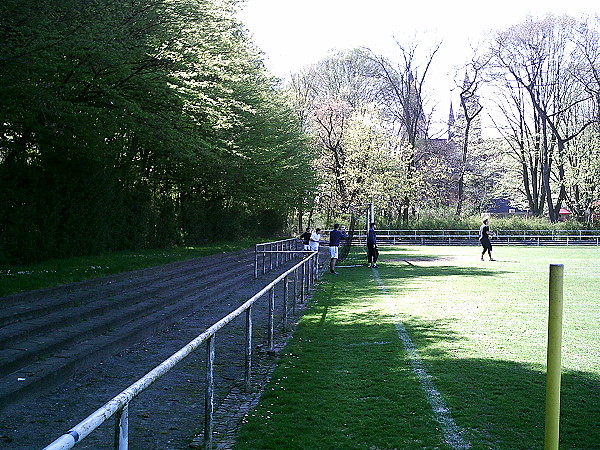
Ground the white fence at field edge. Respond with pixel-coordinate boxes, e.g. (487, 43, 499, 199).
(348, 229, 600, 246)
(254, 237, 303, 278)
(44, 250, 319, 450)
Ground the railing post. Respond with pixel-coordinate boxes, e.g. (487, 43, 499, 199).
(300, 263, 305, 304)
(254, 245, 258, 279)
(204, 335, 215, 450)
(293, 268, 298, 314)
(262, 246, 266, 275)
(283, 275, 289, 331)
(545, 264, 564, 450)
(269, 243, 273, 271)
(114, 404, 128, 450)
(245, 307, 252, 390)
(268, 289, 274, 350)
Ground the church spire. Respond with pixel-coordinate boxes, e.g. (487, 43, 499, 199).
(448, 100, 455, 140)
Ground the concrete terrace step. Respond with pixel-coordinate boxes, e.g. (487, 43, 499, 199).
(0, 249, 253, 327)
(0, 253, 255, 348)
(0, 272, 256, 414)
(0, 261, 252, 380)
(0, 248, 300, 414)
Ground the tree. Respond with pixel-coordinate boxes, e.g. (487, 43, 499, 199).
(489, 15, 597, 222)
(359, 42, 441, 223)
(454, 64, 485, 216)
(0, 0, 317, 263)
(286, 50, 385, 223)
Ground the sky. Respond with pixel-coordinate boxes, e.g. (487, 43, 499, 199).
(237, 0, 598, 137)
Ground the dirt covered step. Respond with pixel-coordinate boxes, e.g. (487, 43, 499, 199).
(0, 254, 255, 349)
(0, 249, 255, 328)
(0, 259, 255, 381)
(0, 264, 261, 414)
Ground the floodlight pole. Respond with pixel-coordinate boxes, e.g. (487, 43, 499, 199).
(544, 264, 564, 450)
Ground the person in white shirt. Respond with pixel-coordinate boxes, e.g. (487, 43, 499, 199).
(309, 228, 321, 252)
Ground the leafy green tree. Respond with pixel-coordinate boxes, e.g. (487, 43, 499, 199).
(0, 0, 316, 264)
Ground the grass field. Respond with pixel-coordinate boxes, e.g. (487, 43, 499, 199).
(235, 245, 600, 449)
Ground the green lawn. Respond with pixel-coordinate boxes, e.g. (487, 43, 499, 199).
(235, 245, 600, 449)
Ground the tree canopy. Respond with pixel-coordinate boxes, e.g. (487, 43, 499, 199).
(0, 0, 317, 264)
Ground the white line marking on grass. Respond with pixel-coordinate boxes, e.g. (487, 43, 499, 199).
(348, 341, 393, 347)
(373, 269, 471, 449)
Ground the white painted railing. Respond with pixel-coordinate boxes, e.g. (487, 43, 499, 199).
(254, 238, 302, 278)
(350, 230, 600, 246)
(44, 251, 319, 450)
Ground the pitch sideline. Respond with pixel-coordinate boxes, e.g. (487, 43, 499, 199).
(372, 269, 471, 449)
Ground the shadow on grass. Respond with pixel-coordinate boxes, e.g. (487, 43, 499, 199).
(384, 263, 509, 280)
(236, 300, 600, 450)
(397, 316, 600, 449)
(268, 306, 600, 449)
(282, 263, 599, 449)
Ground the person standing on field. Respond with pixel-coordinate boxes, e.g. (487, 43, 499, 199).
(309, 228, 321, 252)
(299, 227, 311, 252)
(367, 222, 379, 268)
(479, 218, 495, 261)
(328, 223, 348, 274)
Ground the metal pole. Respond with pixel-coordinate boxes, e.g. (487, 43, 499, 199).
(245, 307, 252, 390)
(204, 335, 215, 450)
(293, 268, 298, 315)
(114, 404, 128, 450)
(544, 264, 564, 450)
(254, 245, 258, 279)
(300, 263, 305, 304)
(268, 289, 274, 350)
(283, 275, 289, 331)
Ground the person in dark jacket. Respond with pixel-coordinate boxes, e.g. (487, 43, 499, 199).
(479, 218, 495, 261)
(367, 222, 379, 268)
(328, 223, 348, 274)
(299, 227, 311, 252)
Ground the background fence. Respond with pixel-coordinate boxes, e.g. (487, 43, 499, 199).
(348, 230, 600, 246)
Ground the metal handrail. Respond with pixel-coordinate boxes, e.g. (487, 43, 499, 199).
(44, 251, 319, 450)
(353, 229, 600, 235)
(348, 230, 600, 246)
(254, 238, 302, 278)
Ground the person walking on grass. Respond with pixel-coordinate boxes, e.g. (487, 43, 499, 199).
(329, 223, 348, 274)
(367, 222, 379, 268)
(479, 218, 495, 261)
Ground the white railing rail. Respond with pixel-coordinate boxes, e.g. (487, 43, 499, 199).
(254, 238, 302, 278)
(349, 230, 600, 246)
(44, 251, 319, 450)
